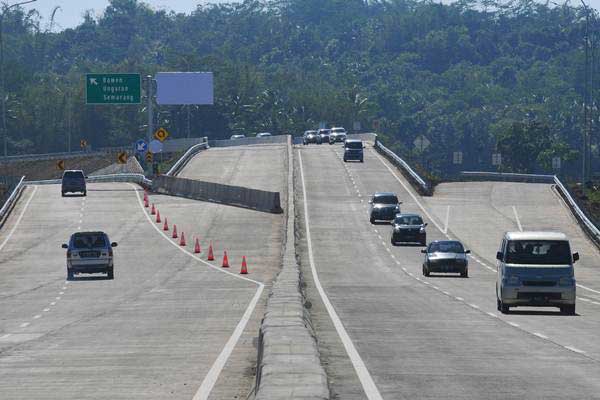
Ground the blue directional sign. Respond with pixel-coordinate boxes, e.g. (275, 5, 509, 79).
(135, 139, 148, 153)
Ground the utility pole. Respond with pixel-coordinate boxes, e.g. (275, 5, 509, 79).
(146, 75, 153, 143)
(0, 0, 36, 158)
(581, 0, 595, 185)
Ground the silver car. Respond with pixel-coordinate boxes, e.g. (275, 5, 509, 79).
(422, 240, 470, 277)
(496, 231, 578, 315)
(62, 231, 118, 280)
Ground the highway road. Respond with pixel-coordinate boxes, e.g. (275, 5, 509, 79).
(0, 143, 287, 399)
(296, 143, 600, 399)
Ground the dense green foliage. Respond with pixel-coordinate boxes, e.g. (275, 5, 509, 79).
(1, 0, 597, 176)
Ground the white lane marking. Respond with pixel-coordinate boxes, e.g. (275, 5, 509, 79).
(33, 315, 41, 319)
(469, 304, 480, 309)
(431, 285, 439, 290)
(377, 235, 382, 240)
(442, 291, 450, 296)
(19, 322, 30, 328)
(50, 302, 56, 306)
(373, 229, 378, 234)
(533, 332, 549, 340)
(55, 297, 61, 300)
(298, 152, 383, 400)
(373, 152, 445, 233)
(43, 308, 50, 312)
(62, 286, 67, 290)
(0, 186, 38, 252)
(59, 292, 64, 295)
(577, 284, 600, 295)
(128, 185, 264, 400)
(443, 205, 450, 234)
(565, 346, 586, 354)
(455, 297, 464, 301)
(507, 321, 520, 328)
(0, 334, 10, 339)
(512, 206, 523, 232)
(486, 312, 498, 318)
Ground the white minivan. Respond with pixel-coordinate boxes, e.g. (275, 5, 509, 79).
(496, 232, 579, 315)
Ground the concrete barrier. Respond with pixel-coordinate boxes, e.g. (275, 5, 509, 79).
(152, 175, 283, 214)
(255, 136, 329, 400)
(208, 135, 288, 148)
(459, 171, 555, 184)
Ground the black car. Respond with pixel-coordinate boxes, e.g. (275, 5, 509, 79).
(303, 130, 321, 145)
(391, 214, 427, 246)
(369, 192, 401, 223)
(422, 240, 470, 278)
(318, 128, 331, 144)
(61, 170, 87, 196)
(344, 139, 364, 162)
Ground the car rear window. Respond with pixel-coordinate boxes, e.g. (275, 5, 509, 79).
(506, 240, 571, 265)
(73, 234, 107, 249)
(429, 241, 464, 253)
(63, 171, 84, 179)
(374, 195, 398, 204)
(346, 141, 362, 149)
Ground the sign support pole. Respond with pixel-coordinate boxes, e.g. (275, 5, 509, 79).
(146, 75, 153, 145)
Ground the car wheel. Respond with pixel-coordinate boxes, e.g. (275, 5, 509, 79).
(561, 305, 576, 315)
(369, 216, 375, 224)
(420, 235, 427, 246)
(497, 298, 501, 311)
(500, 302, 510, 314)
(390, 237, 396, 246)
(107, 268, 114, 280)
(424, 266, 430, 277)
(360, 158, 364, 163)
(61, 192, 65, 197)
(461, 269, 468, 278)
(67, 269, 74, 280)
(83, 191, 87, 196)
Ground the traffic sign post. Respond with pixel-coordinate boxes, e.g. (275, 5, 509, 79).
(552, 157, 561, 171)
(80, 139, 87, 149)
(135, 139, 148, 153)
(492, 153, 502, 166)
(414, 135, 430, 152)
(453, 151, 463, 165)
(86, 73, 141, 105)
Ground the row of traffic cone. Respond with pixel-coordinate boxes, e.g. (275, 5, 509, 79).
(145, 190, 249, 274)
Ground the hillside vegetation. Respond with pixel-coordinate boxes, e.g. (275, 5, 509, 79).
(1, 0, 596, 176)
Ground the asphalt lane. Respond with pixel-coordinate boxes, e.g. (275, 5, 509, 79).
(0, 144, 287, 399)
(296, 143, 600, 399)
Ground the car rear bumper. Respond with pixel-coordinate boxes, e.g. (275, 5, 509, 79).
(68, 260, 112, 273)
(392, 232, 425, 243)
(427, 261, 467, 273)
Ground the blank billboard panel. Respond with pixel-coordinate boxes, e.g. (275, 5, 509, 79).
(156, 72, 214, 105)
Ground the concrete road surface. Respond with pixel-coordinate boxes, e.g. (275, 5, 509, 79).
(0, 143, 287, 399)
(296, 143, 600, 399)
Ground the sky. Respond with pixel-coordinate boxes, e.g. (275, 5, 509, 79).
(19, 0, 600, 31)
(20, 0, 229, 31)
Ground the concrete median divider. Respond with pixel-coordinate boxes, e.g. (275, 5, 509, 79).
(254, 136, 329, 399)
(152, 175, 283, 214)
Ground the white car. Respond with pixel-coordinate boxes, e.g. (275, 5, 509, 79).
(230, 134, 246, 140)
(329, 127, 347, 144)
(256, 132, 272, 138)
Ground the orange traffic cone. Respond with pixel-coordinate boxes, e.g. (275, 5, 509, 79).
(163, 217, 169, 231)
(180, 232, 186, 246)
(156, 210, 161, 223)
(194, 238, 201, 254)
(240, 256, 248, 274)
(144, 198, 149, 208)
(172, 225, 178, 239)
(222, 251, 230, 268)
(143, 190, 148, 202)
(207, 242, 215, 261)
(151, 203, 156, 215)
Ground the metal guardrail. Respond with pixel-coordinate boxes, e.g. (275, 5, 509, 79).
(208, 135, 288, 148)
(165, 142, 210, 176)
(25, 173, 152, 187)
(374, 140, 431, 195)
(0, 151, 109, 163)
(0, 176, 25, 222)
(554, 177, 600, 243)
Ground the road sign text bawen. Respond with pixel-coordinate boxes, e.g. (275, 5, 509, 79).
(86, 74, 141, 105)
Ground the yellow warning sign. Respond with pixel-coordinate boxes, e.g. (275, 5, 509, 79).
(154, 127, 169, 142)
(117, 152, 128, 164)
(145, 151, 153, 162)
(57, 160, 65, 170)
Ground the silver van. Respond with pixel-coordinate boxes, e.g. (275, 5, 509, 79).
(496, 232, 578, 315)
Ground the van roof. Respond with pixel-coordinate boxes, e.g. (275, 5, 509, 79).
(505, 231, 568, 241)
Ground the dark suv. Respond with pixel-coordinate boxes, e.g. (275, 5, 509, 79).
(62, 231, 118, 280)
(61, 170, 87, 196)
(369, 192, 401, 223)
(344, 139, 364, 162)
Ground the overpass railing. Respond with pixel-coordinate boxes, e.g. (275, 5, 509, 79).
(165, 141, 209, 176)
(25, 173, 152, 188)
(0, 176, 26, 225)
(458, 171, 600, 247)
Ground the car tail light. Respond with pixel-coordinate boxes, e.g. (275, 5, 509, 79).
(108, 248, 113, 257)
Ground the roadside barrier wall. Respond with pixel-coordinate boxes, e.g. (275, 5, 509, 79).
(152, 175, 283, 214)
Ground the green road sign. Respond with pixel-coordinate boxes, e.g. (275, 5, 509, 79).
(86, 73, 141, 104)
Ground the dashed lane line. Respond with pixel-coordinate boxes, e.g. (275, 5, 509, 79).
(512, 206, 523, 232)
(298, 151, 384, 400)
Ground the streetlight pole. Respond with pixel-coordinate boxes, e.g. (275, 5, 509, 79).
(580, 0, 595, 185)
(0, 0, 36, 158)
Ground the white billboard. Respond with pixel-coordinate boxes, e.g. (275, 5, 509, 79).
(156, 72, 214, 105)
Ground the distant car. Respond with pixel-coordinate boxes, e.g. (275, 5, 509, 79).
(329, 127, 347, 144)
(422, 240, 470, 277)
(62, 231, 118, 280)
(496, 231, 578, 314)
(257, 132, 272, 138)
(303, 130, 321, 145)
(343, 139, 364, 162)
(61, 170, 87, 197)
(230, 134, 246, 140)
(391, 214, 428, 246)
(369, 192, 401, 223)
(318, 128, 331, 144)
